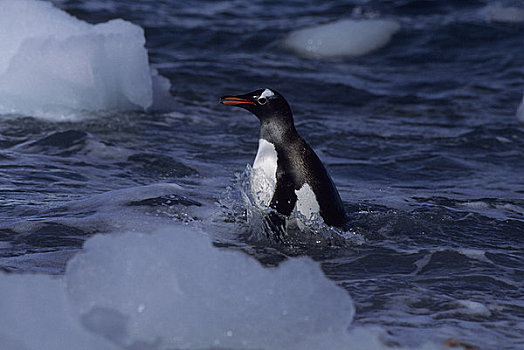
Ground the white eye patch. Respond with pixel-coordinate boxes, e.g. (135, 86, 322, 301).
(260, 89, 275, 99)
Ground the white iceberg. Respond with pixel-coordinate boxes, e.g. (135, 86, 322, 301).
(282, 18, 400, 59)
(0, 0, 171, 118)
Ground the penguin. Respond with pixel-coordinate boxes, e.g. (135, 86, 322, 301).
(220, 88, 346, 228)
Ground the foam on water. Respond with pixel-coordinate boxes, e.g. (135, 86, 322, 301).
(0, 0, 172, 119)
(517, 93, 524, 124)
(482, 3, 524, 23)
(282, 18, 400, 59)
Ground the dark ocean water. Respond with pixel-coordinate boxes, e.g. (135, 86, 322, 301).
(1, 0, 523, 349)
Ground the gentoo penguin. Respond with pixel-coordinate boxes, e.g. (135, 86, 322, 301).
(220, 88, 346, 228)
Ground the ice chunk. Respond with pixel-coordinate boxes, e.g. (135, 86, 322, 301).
(0, 0, 171, 118)
(482, 3, 524, 23)
(0, 224, 442, 349)
(66, 226, 355, 349)
(282, 19, 400, 58)
(0, 273, 117, 350)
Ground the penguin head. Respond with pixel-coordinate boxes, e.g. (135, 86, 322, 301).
(220, 88, 293, 124)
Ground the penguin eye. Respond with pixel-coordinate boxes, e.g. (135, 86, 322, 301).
(257, 97, 268, 105)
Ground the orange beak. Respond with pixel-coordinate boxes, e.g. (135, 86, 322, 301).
(220, 96, 256, 106)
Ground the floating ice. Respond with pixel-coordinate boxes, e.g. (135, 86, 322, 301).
(66, 227, 355, 349)
(282, 19, 400, 59)
(0, 223, 444, 350)
(0, 273, 118, 350)
(482, 3, 524, 23)
(0, 0, 172, 118)
(0, 225, 357, 350)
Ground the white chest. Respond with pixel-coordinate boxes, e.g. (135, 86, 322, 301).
(295, 183, 320, 220)
(251, 138, 278, 206)
(249, 139, 321, 221)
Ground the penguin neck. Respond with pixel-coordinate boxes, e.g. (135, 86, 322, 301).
(258, 115, 298, 145)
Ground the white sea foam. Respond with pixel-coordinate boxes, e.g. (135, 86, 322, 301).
(517, 93, 524, 124)
(456, 300, 492, 317)
(461, 200, 490, 210)
(0, 0, 172, 119)
(282, 18, 400, 58)
(435, 300, 492, 319)
(482, 3, 524, 23)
